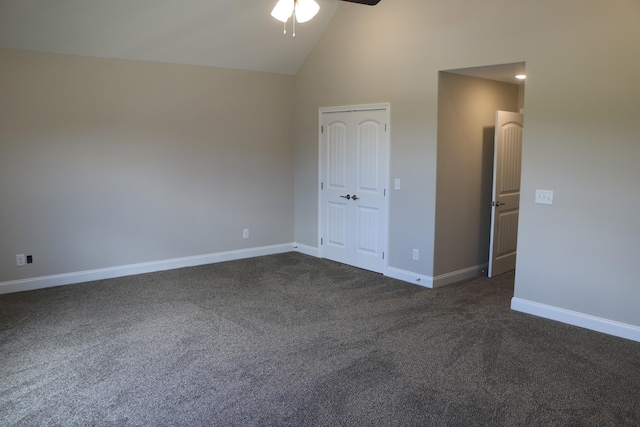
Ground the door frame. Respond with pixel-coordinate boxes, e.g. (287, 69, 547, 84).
(318, 103, 391, 273)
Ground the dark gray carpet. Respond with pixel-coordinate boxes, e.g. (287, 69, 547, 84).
(1, 252, 639, 426)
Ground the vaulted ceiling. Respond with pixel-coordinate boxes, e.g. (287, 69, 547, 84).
(0, 0, 343, 75)
(0, 0, 528, 84)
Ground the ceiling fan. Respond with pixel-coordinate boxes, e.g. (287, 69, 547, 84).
(272, 0, 381, 37)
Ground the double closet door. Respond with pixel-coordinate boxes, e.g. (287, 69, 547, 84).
(319, 107, 389, 273)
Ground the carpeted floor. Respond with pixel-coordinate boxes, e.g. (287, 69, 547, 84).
(1, 252, 639, 426)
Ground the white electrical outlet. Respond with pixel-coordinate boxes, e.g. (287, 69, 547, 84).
(412, 249, 419, 261)
(16, 254, 26, 266)
(243, 229, 250, 239)
(394, 178, 401, 190)
(535, 190, 554, 205)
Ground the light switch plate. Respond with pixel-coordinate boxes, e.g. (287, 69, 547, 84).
(535, 190, 554, 205)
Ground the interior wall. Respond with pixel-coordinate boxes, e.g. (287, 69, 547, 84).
(0, 48, 295, 282)
(294, 0, 640, 330)
(518, 85, 525, 112)
(434, 73, 519, 276)
(514, 1, 640, 327)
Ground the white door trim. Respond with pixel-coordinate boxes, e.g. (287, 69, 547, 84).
(319, 103, 390, 114)
(318, 103, 391, 274)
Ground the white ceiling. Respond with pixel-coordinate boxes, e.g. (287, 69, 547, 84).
(443, 62, 527, 86)
(0, 0, 342, 75)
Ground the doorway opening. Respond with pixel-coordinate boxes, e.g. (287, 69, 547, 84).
(433, 62, 525, 284)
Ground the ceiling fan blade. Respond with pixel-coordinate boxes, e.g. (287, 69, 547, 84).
(339, 0, 381, 5)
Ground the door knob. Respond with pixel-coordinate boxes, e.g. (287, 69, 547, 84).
(491, 201, 506, 207)
(340, 194, 351, 199)
(352, 195, 360, 200)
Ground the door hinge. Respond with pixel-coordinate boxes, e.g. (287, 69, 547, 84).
(385, 123, 387, 132)
(384, 189, 386, 197)
(321, 238, 323, 245)
(321, 125, 324, 134)
(321, 182, 324, 190)
(382, 252, 385, 260)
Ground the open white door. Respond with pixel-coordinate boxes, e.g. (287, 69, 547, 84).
(319, 106, 389, 273)
(489, 110, 523, 278)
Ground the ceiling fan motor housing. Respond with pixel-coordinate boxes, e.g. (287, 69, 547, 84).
(340, 0, 381, 5)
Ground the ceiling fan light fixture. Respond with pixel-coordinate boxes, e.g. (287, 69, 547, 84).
(271, 0, 320, 36)
(294, 0, 320, 23)
(271, 0, 294, 23)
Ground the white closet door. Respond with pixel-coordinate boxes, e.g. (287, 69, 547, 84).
(320, 107, 389, 273)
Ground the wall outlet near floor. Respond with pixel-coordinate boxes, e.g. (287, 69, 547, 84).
(412, 249, 419, 261)
(243, 229, 250, 239)
(16, 254, 26, 266)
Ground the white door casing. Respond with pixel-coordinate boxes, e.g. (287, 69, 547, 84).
(489, 110, 524, 278)
(319, 105, 390, 273)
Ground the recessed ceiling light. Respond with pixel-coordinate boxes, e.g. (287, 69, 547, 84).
(515, 74, 527, 80)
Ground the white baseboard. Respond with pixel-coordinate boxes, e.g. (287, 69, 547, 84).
(289, 252, 435, 289)
(432, 264, 487, 288)
(384, 264, 486, 289)
(292, 243, 320, 257)
(511, 297, 640, 343)
(385, 266, 433, 288)
(0, 243, 295, 295)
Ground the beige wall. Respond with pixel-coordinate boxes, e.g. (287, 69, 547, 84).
(434, 73, 519, 275)
(0, 49, 295, 282)
(294, 0, 640, 328)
